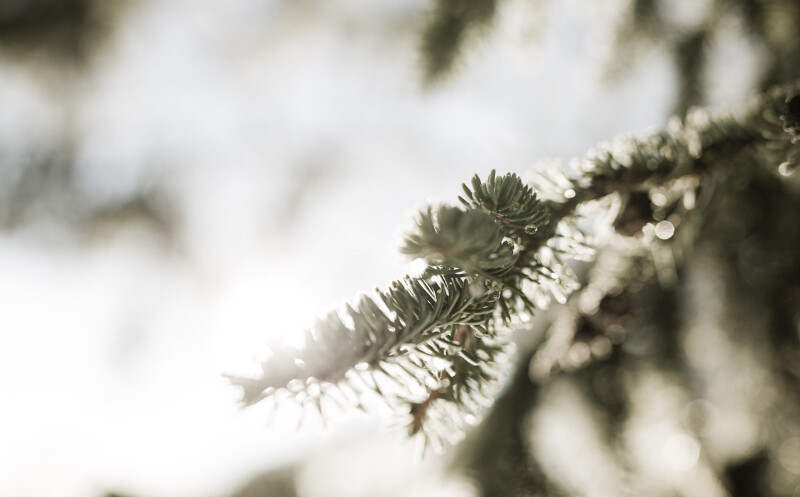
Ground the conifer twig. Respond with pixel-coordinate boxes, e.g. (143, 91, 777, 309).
(229, 82, 800, 443)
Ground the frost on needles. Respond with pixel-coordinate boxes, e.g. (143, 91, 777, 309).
(228, 82, 800, 451)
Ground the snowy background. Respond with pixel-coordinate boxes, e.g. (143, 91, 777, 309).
(0, 0, 761, 496)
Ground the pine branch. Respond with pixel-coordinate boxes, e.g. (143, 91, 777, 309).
(401, 205, 519, 279)
(534, 82, 799, 224)
(227, 274, 495, 406)
(229, 82, 800, 443)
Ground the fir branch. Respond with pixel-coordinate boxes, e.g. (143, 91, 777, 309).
(227, 274, 496, 407)
(230, 82, 800, 443)
(459, 169, 550, 238)
(530, 82, 800, 241)
(401, 205, 519, 279)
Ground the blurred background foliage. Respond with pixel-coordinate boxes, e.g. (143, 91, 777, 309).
(1, 0, 799, 497)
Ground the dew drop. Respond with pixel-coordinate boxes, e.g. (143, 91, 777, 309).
(655, 220, 675, 240)
(564, 188, 576, 199)
(779, 161, 795, 177)
(525, 225, 539, 234)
